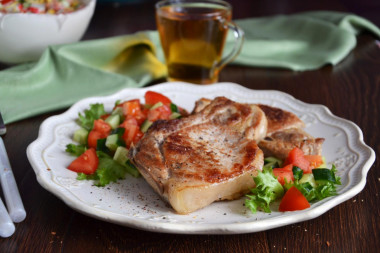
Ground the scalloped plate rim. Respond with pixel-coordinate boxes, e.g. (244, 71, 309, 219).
(26, 82, 375, 234)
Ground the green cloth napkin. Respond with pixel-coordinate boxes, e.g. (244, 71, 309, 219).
(1, 11, 379, 124)
(231, 11, 380, 69)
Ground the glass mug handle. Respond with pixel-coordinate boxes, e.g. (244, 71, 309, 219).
(215, 21, 244, 72)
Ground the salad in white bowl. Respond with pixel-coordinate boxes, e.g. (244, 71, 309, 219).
(0, 0, 95, 64)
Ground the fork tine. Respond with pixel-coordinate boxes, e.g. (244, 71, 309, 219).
(0, 112, 6, 135)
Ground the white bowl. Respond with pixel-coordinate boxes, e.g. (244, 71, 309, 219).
(0, 0, 96, 64)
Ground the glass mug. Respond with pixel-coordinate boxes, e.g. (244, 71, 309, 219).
(155, 0, 244, 84)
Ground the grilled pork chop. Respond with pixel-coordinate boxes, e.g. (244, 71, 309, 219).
(256, 104, 324, 159)
(259, 128, 325, 160)
(192, 99, 324, 159)
(129, 97, 266, 214)
(257, 104, 305, 135)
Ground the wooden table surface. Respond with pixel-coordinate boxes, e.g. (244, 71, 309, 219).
(0, 0, 379, 252)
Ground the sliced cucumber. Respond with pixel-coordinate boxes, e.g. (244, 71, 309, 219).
(141, 120, 153, 133)
(117, 139, 126, 147)
(111, 107, 124, 117)
(292, 166, 303, 180)
(264, 157, 282, 165)
(105, 114, 120, 129)
(125, 160, 140, 177)
(113, 146, 129, 165)
(299, 173, 317, 188)
(170, 103, 179, 113)
(263, 156, 282, 169)
(73, 128, 88, 145)
(113, 147, 140, 177)
(96, 138, 109, 153)
(150, 102, 163, 110)
(111, 127, 125, 136)
(105, 134, 119, 151)
(169, 112, 181, 119)
(312, 168, 337, 184)
(143, 103, 152, 109)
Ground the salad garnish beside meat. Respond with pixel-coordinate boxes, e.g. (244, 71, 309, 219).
(64, 91, 340, 214)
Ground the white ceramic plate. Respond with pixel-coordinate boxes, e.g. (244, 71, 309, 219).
(27, 82, 375, 234)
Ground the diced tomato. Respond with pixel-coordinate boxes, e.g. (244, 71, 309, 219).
(124, 125, 143, 148)
(141, 108, 149, 119)
(120, 117, 143, 148)
(28, 7, 40, 13)
(93, 119, 111, 135)
(1, 0, 13, 5)
(114, 99, 147, 124)
(273, 164, 294, 185)
(141, 107, 149, 116)
(87, 130, 107, 149)
(281, 164, 293, 171)
(304, 155, 324, 169)
(18, 4, 24, 12)
(68, 148, 98, 175)
(131, 126, 144, 145)
(124, 124, 138, 147)
(87, 119, 111, 149)
(121, 99, 142, 116)
(284, 148, 311, 173)
(147, 109, 160, 122)
(279, 186, 310, 212)
(145, 91, 171, 106)
(134, 110, 148, 125)
(147, 104, 172, 121)
(120, 116, 138, 128)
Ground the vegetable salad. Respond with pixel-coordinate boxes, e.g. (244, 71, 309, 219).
(65, 91, 186, 186)
(0, 0, 84, 14)
(245, 147, 341, 213)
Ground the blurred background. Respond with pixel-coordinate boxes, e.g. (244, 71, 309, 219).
(0, 0, 378, 69)
(86, 0, 380, 40)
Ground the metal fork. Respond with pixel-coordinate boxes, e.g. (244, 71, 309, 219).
(0, 112, 26, 237)
(0, 112, 5, 135)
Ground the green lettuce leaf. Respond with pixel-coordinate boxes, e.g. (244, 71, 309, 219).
(65, 144, 86, 157)
(245, 167, 284, 213)
(76, 151, 140, 187)
(77, 103, 107, 130)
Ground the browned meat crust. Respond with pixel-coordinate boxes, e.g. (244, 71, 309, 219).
(129, 97, 266, 214)
(258, 128, 325, 160)
(129, 96, 325, 213)
(193, 98, 323, 159)
(193, 100, 304, 134)
(257, 104, 305, 135)
(192, 98, 211, 114)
